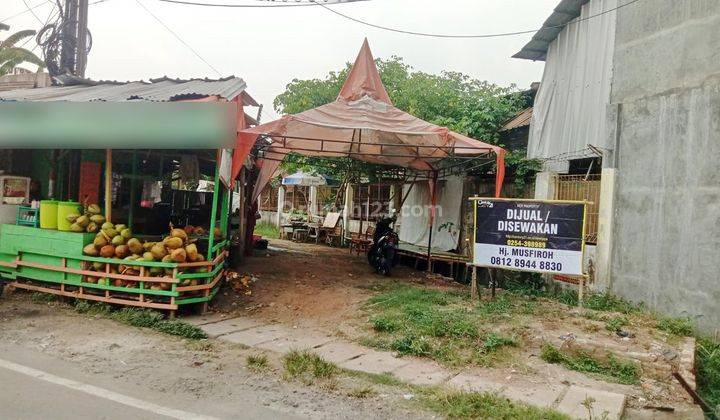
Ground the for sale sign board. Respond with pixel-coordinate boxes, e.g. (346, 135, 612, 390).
(472, 198, 586, 276)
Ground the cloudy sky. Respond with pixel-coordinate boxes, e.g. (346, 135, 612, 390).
(3, 0, 557, 119)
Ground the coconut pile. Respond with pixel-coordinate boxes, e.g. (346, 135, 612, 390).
(66, 203, 106, 233)
(82, 224, 209, 290)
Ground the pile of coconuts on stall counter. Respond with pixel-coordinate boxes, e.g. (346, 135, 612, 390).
(66, 203, 106, 233)
(82, 224, 210, 290)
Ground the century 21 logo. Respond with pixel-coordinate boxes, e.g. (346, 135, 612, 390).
(478, 200, 494, 208)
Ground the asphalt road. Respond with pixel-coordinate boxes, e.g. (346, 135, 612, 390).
(0, 345, 298, 420)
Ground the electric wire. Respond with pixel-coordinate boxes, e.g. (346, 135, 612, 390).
(21, 0, 45, 25)
(1, 0, 50, 24)
(309, 0, 644, 39)
(134, 0, 222, 77)
(2, 0, 108, 24)
(156, 0, 366, 7)
(155, 0, 644, 39)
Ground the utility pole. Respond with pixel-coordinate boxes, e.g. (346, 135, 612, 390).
(75, 0, 90, 78)
(38, 0, 90, 78)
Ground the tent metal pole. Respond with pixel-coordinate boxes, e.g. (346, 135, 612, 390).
(426, 171, 438, 271)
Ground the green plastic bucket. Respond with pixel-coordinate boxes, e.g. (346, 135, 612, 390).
(39, 200, 59, 229)
(57, 201, 82, 231)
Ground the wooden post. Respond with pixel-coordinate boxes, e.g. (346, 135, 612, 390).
(128, 151, 138, 229)
(105, 149, 112, 222)
(578, 276, 585, 307)
(470, 264, 478, 300)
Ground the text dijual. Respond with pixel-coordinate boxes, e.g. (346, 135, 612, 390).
(497, 209, 558, 235)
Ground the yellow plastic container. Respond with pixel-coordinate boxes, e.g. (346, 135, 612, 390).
(39, 200, 59, 229)
(57, 201, 82, 231)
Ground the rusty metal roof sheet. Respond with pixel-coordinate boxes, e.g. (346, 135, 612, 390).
(0, 74, 257, 105)
(501, 107, 533, 131)
(513, 0, 590, 61)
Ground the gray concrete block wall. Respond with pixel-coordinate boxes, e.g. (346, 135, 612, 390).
(610, 0, 720, 332)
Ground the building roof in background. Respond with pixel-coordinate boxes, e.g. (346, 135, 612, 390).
(0, 74, 259, 105)
(513, 0, 590, 61)
(501, 107, 533, 131)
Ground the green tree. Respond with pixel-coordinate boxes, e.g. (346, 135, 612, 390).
(0, 24, 45, 77)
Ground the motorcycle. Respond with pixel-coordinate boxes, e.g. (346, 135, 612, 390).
(367, 214, 399, 276)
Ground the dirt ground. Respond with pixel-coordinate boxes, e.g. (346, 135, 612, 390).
(213, 238, 703, 418)
(0, 294, 433, 419)
(215, 239, 446, 334)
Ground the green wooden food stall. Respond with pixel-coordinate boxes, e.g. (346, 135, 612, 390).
(0, 148, 234, 316)
(0, 77, 260, 315)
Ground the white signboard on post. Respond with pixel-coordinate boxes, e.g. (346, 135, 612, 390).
(472, 198, 586, 276)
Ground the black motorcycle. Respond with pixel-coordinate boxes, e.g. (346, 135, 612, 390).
(367, 215, 399, 276)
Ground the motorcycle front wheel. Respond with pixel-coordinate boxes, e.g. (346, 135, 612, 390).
(377, 257, 391, 276)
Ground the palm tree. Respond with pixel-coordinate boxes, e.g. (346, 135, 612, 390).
(0, 23, 45, 77)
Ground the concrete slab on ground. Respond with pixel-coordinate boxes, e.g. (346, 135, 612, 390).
(220, 324, 291, 347)
(392, 361, 452, 386)
(556, 385, 626, 420)
(256, 331, 335, 354)
(200, 317, 267, 338)
(313, 342, 368, 364)
(338, 350, 410, 375)
(446, 373, 503, 393)
(181, 312, 230, 326)
(502, 384, 566, 408)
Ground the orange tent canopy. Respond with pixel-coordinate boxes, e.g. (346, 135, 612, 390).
(232, 39, 506, 199)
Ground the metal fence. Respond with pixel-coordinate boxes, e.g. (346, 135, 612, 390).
(555, 174, 601, 244)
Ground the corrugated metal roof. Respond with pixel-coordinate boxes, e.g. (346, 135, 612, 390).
(513, 0, 590, 61)
(0, 75, 254, 104)
(500, 107, 533, 131)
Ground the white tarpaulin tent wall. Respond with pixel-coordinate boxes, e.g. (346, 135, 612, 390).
(398, 175, 464, 252)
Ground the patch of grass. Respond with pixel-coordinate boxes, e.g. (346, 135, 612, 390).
(282, 350, 337, 383)
(551, 290, 641, 314)
(363, 284, 527, 367)
(74, 304, 206, 340)
(347, 386, 376, 398)
(656, 316, 693, 337)
(246, 353, 269, 371)
(481, 333, 517, 353)
(418, 389, 569, 420)
(697, 337, 720, 416)
(476, 295, 512, 317)
(154, 320, 207, 340)
(391, 333, 432, 356)
(111, 308, 164, 328)
(31, 292, 56, 303)
(253, 222, 280, 239)
(345, 370, 404, 387)
(605, 316, 630, 332)
(74, 301, 111, 316)
(371, 316, 400, 333)
(540, 343, 640, 385)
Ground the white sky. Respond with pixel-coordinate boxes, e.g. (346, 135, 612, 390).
(2, 0, 556, 120)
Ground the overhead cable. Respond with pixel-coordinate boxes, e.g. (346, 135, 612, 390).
(156, 0, 367, 7)
(134, 0, 222, 77)
(309, 0, 644, 38)
(155, 0, 644, 39)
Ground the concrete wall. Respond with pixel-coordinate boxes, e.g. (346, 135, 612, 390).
(609, 0, 720, 333)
